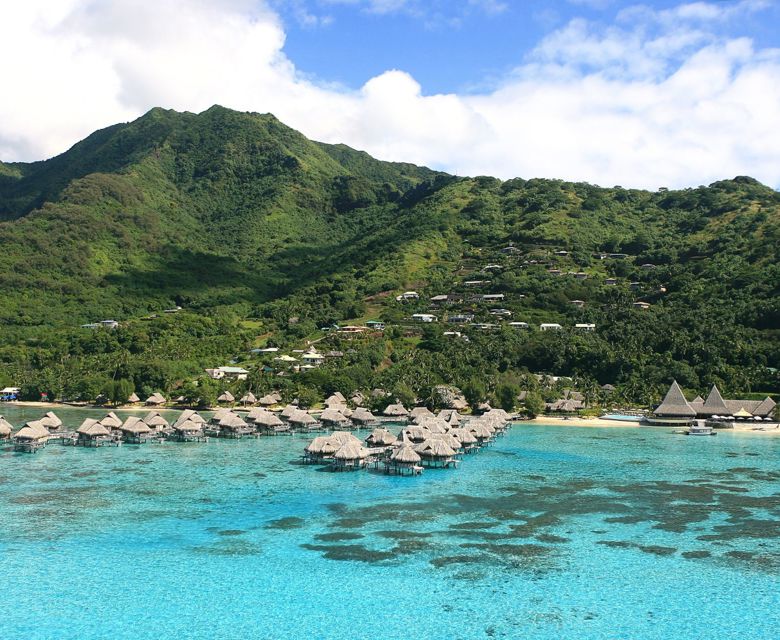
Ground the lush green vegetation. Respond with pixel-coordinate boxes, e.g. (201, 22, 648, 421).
(0, 106, 777, 408)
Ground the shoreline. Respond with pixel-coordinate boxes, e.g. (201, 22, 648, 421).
(524, 415, 780, 435)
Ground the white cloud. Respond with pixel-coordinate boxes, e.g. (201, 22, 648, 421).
(0, 0, 779, 190)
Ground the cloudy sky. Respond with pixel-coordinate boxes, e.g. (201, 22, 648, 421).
(1, 0, 779, 189)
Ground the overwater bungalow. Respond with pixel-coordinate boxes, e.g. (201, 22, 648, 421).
(410, 407, 435, 423)
(386, 440, 423, 475)
(430, 432, 462, 452)
(0, 416, 12, 440)
(415, 417, 448, 434)
(119, 417, 152, 443)
(171, 419, 206, 442)
(217, 413, 251, 438)
(365, 428, 397, 447)
(13, 421, 51, 452)
(174, 409, 206, 428)
(351, 407, 378, 427)
(398, 426, 431, 443)
(304, 436, 340, 464)
(288, 410, 319, 431)
(143, 411, 170, 432)
(76, 419, 113, 447)
(449, 428, 479, 453)
(40, 411, 63, 431)
(384, 403, 409, 418)
(320, 408, 349, 428)
(252, 410, 288, 435)
(280, 404, 299, 419)
(437, 409, 462, 427)
(217, 391, 235, 404)
(416, 440, 458, 468)
(239, 392, 257, 406)
(469, 423, 495, 444)
(100, 412, 123, 431)
(332, 442, 369, 471)
(145, 393, 167, 406)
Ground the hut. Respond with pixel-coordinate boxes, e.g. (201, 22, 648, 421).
(280, 404, 299, 419)
(145, 393, 167, 406)
(416, 417, 448, 434)
(365, 428, 397, 447)
(469, 423, 494, 444)
(127, 392, 140, 404)
(252, 410, 288, 435)
(410, 407, 435, 423)
(304, 436, 340, 463)
(324, 392, 347, 407)
(350, 391, 366, 407)
(387, 440, 423, 475)
(13, 420, 50, 452)
(100, 412, 123, 431)
(76, 419, 112, 447)
(430, 432, 462, 451)
(320, 408, 350, 428)
(119, 416, 152, 443)
(172, 419, 205, 442)
(417, 439, 458, 468)
(259, 392, 282, 407)
(209, 408, 233, 425)
(438, 409, 461, 427)
(217, 413, 251, 438)
(217, 391, 235, 404)
(239, 392, 257, 406)
(351, 407, 378, 427)
(384, 403, 409, 418)
(174, 409, 206, 428)
(143, 411, 170, 431)
(449, 428, 478, 452)
(0, 416, 12, 440)
(288, 410, 319, 430)
(398, 426, 431, 443)
(40, 411, 63, 431)
(332, 441, 369, 471)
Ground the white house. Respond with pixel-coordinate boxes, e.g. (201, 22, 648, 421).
(540, 323, 563, 331)
(411, 313, 437, 323)
(575, 323, 596, 332)
(396, 291, 419, 301)
(508, 322, 529, 330)
(206, 366, 249, 380)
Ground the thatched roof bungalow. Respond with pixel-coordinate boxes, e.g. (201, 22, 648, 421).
(287, 410, 318, 429)
(217, 391, 235, 404)
(259, 392, 282, 406)
(172, 419, 205, 441)
(13, 421, 50, 452)
(145, 393, 167, 406)
(0, 416, 12, 440)
(332, 442, 369, 470)
(320, 408, 349, 427)
(127, 392, 140, 404)
(416, 439, 458, 468)
(100, 412, 123, 430)
(384, 403, 409, 418)
(143, 411, 170, 430)
(252, 410, 288, 434)
(351, 407, 377, 425)
(76, 419, 111, 445)
(388, 440, 422, 474)
(40, 411, 63, 431)
(365, 428, 396, 447)
(119, 416, 152, 443)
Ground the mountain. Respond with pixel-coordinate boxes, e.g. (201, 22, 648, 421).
(0, 106, 778, 403)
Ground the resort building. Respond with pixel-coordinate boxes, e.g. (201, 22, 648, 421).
(411, 313, 438, 323)
(650, 381, 777, 426)
(365, 320, 386, 331)
(447, 314, 474, 324)
(508, 322, 529, 330)
(395, 291, 420, 301)
(540, 323, 562, 331)
(206, 366, 249, 380)
(574, 323, 596, 331)
(302, 352, 325, 366)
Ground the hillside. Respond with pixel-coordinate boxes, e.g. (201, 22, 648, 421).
(0, 106, 778, 406)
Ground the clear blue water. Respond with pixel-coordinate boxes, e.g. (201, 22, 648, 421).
(601, 414, 642, 422)
(1, 407, 779, 639)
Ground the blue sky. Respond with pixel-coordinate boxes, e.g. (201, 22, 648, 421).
(275, 0, 780, 92)
(1, 0, 779, 189)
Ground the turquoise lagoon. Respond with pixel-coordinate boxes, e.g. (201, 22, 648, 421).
(1, 407, 779, 639)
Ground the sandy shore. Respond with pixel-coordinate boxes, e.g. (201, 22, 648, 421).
(523, 415, 780, 435)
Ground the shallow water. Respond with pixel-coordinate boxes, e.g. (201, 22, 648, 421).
(1, 408, 779, 639)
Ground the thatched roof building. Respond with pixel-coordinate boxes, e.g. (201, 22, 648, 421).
(145, 393, 167, 406)
(119, 417, 152, 440)
(259, 392, 282, 406)
(384, 403, 409, 417)
(239, 392, 257, 405)
(172, 419, 204, 439)
(217, 391, 235, 404)
(280, 404, 299, 419)
(14, 421, 50, 444)
(100, 412, 123, 429)
(127, 392, 140, 404)
(410, 407, 435, 422)
(351, 407, 377, 424)
(40, 411, 62, 431)
(173, 410, 206, 429)
(365, 428, 396, 447)
(325, 392, 347, 407)
(77, 419, 111, 442)
(320, 408, 349, 426)
(143, 411, 170, 429)
(288, 410, 317, 426)
(0, 416, 12, 439)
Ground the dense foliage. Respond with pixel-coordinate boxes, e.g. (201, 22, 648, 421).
(0, 106, 777, 407)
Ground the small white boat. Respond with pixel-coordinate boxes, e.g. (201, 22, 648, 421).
(686, 420, 716, 436)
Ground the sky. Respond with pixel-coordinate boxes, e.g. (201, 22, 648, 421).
(1, 0, 779, 189)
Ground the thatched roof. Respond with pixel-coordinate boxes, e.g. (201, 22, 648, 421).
(306, 436, 341, 455)
(416, 417, 448, 434)
(330, 431, 363, 446)
(144, 411, 170, 428)
(77, 419, 110, 437)
(753, 396, 776, 417)
(350, 391, 366, 406)
(334, 442, 369, 461)
(210, 408, 233, 424)
(325, 393, 346, 406)
(430, 432, 461, 450)
(14, 421, 50, 441)
(700, 385, 729, 416)
(0, 416, 12, 437)
(120, 416, 151, 434)
(40, 411, 62, 429)
(100, 412, 123, 429)
(327, 404, 353, 417)
(417, 439, 456, 458)
(437, 409, 461, 426)
(219, 413, 248, 430)
(259, 392, 282, 406)
(469, 423, 494, 439)
(218, 391, 235, 403)
(365, 428, 396, 446)
(253, 411, 284, 428)
(145, 393, 166, 405)
(281, 404, 299, 418)
(384, 403, 409, 417)
(410, 407, 435, 421)
(653, 381, 696, 417)
(390, 443, 421, 464)
(351, 407, 376, 423)
(288, 410, 317, 425)
(174, 419, 203, 434)
(127, 393, 140, 403)
(173, 409, 205, 428)
(449, 428, 477, 445)
(320, 408, 349, 424)
(240, 392, 257, 404)
(398, 426, 431, 443)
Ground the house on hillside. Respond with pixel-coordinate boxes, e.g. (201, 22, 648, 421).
(365, 320, 386, 331)
(411, 313, 438, 323)
(396, 291, 419, 301)
(540, 323, 562, 331)
(574, 323, 596, 332)
(206, 366, 249, 380)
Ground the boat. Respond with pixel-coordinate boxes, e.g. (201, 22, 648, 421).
(685, 420, 716, 436)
